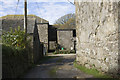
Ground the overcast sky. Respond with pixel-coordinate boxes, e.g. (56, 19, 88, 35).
(0, 0, 75, 24)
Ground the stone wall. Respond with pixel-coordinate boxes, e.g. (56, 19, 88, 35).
(57, 29, 76, 50)
(37, 23, 48, 52)
(49, 41, 56, 50)
(75, 0, 120, 74)
(33, 24, 43, 63)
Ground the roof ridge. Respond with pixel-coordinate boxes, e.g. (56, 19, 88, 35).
(0, 14, 49, 23)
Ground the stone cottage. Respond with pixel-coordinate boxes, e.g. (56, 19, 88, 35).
(1, 15, 49, 63)
(75, 0, 120, 74)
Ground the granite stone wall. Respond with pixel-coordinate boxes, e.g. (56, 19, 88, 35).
(75, 0, 120, 74)
(37, 23, 48, 52)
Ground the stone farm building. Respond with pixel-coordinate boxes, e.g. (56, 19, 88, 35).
(1, 15, 49, 63)
(1, 15, 76, 62)
(75, 0, 120, 75)
(48, 25, 76, 51)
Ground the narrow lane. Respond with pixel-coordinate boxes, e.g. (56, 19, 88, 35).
(23, 54, 93, 78)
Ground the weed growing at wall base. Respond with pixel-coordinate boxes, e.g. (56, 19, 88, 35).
(73, 61, 113, 78)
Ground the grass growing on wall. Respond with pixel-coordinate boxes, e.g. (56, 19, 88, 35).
(73, 61, 113, 78)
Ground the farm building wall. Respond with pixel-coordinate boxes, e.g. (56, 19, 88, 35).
(37, 23, 48, 52)
(57, 29, 76, 51)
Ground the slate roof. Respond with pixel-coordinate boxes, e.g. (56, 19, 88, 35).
(0, 15, 49, 33)
(1, 15, 49, 23)
(1, 18, 36, 33)
(53, 25, 76, 29)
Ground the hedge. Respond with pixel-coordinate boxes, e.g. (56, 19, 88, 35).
(2, 44, 31, 78)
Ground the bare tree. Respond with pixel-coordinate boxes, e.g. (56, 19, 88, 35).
(54, 13, 75, 25)
(54, 13, 75, 29)
(67, 0, 74, 5)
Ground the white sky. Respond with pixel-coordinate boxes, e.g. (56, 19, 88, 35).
(0, 0, 75, 24)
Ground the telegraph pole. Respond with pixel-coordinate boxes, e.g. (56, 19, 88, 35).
(24, 0, 27, 41)
(24, 0, 30, 64)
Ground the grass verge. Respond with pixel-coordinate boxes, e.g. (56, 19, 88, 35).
(73, 61, 113, 78)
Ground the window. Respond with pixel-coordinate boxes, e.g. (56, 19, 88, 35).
(73, 30, 76, 37)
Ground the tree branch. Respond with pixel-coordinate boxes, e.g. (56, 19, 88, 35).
(67, 0, 74, 5)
